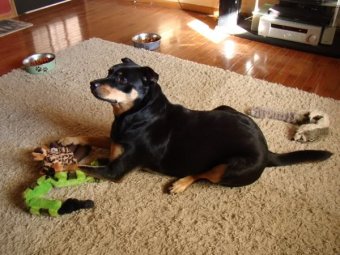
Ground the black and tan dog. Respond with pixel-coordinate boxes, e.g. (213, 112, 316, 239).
(59, 58, 332, 194)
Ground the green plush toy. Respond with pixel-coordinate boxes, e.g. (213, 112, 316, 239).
(24, 143, 101, 217)
(23, 170, 96, 217)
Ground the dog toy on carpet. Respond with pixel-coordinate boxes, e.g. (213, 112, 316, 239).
(32, 142, 92, 175)
(247, 107, 330, 142)
(23, 170, 95, 216)
(24, 143, 100, 216)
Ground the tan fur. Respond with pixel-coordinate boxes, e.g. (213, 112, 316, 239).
(59, 136, 124, 161)
(169, 164, 226, 194)
(32, 146, 48, 161)
(195, 164, 226, 183)
(169, 176, 196, 194)
(94, 84, 138, 115)
(32, 152, 47, 161)
(59, 136, 111, 149)
(96, 84, 138, 103)
(112, 101, 135, 116)
(110, 143, 124, 160)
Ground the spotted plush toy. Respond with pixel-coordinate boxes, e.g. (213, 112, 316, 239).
(32, 143, 92, 175)
(25, 143, 99, 216)
(247, 107, 330, 142)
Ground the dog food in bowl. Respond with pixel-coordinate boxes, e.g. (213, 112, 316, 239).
(23, 53, 56, 74)
(132, 33, 161, 51)
(29, 57, 51, 66)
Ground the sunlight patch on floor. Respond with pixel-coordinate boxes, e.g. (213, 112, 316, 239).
(187, 19, 229, 44)
(223, 40, 236, 59)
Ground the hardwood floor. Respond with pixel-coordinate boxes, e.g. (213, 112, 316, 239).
(0, 0, 339, 100)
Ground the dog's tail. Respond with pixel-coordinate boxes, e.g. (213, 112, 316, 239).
(267, 150, 332, 167)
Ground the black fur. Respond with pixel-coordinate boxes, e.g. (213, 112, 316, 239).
(88, 58, 332, 188)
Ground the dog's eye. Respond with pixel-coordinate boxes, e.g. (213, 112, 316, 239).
(122, 77, 128, 84)
(114, 72, 128, 84)
(115, 75, 128, 84)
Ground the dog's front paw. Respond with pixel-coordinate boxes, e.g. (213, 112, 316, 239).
(81, 162, 123, 183)
(58, 137, 83, 146)
(96, 157, 111, 165)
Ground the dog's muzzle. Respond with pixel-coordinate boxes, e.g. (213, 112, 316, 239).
(90, 81, 118, 104)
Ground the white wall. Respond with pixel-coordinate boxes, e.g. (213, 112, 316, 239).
(153, 0, 340, 27)
(240, 0, 279, 14)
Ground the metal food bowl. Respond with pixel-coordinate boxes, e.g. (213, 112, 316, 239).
(23, 53, 56, 74)
(132, 33, 161, 51)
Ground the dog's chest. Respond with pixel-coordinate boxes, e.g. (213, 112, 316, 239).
(110, 115, 147, 142)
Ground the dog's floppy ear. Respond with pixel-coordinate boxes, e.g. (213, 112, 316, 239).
(142, 66, 159, 83)
(121, 58, 136, 64)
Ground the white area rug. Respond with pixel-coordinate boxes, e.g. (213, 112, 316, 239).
(0, 38, 339, 255)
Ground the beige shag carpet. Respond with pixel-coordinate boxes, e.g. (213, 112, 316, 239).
(0, 38, 339, 255)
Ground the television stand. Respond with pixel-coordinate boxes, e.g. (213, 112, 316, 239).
(218, 0, 340, 57)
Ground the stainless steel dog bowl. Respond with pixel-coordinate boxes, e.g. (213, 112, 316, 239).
(132, 33, 161, 51)
(23, 53, 56, 74)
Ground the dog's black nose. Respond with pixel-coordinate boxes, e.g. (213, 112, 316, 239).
(90, 82, 100, 90)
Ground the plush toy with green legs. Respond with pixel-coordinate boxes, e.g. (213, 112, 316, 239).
(23, 170, 96, 216)
(24, 143, 101, 217)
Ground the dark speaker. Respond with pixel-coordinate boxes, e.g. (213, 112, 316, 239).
(218, 0, 242, 27)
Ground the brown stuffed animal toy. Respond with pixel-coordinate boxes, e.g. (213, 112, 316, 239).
(32, 143, 92, 175)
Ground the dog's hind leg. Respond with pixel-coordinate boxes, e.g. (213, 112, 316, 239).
(168, 164, 226, 194)
(218, 160, 265, 188)
(168, 157, 265, 193)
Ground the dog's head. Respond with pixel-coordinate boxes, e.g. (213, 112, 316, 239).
(90, 58, 159, 114)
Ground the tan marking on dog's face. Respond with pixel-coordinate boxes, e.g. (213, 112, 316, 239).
(95, 84, 139, 115)
(96, 84, 138, 103)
